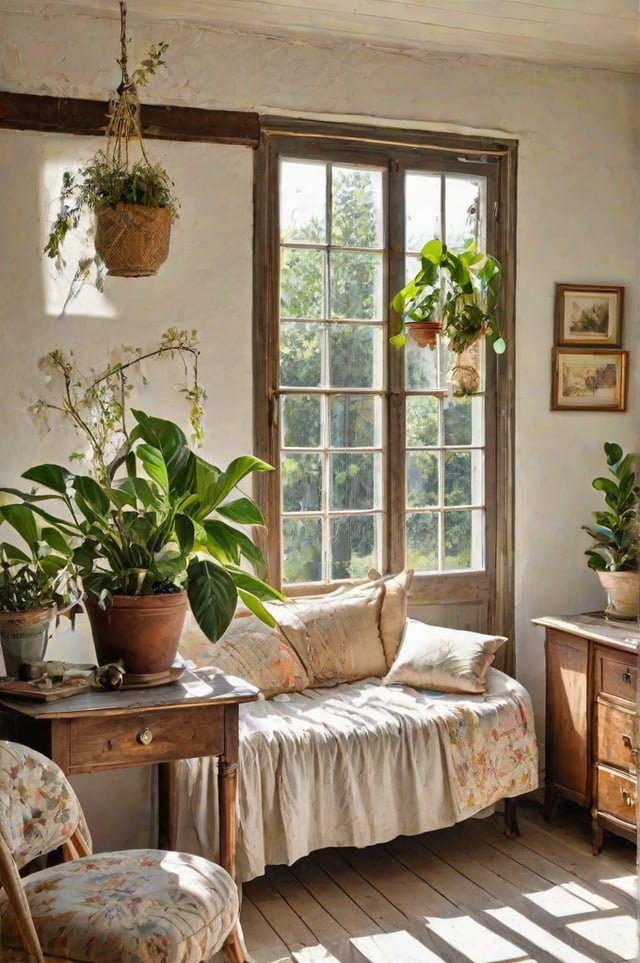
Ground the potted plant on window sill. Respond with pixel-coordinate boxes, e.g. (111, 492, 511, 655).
(9, 410, 283, 676)
(0, 503, 80, 675)
(389, 238, 505, 363)
(582, 441, 640, 621)
(44, 4, 178, 280)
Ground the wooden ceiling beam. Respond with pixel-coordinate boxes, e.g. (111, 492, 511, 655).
(0, 91, 259, 147)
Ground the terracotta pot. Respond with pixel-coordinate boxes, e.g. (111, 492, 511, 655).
(84, 591, 188, 674)
(596, 570, 640, 621)
(94, 204, 172, 277)
(0, 607, 55, 676)
(406, 320, 441, 348)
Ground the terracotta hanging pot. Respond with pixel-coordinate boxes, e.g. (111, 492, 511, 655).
(84, 591, 188, 674)
(94, 204, 172, 277)
(406, 320, 442, 348)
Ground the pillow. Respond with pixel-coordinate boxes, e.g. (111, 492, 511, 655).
(266, 583, 386, 685)
(383, 617, 506, 693)
(179, 614, 310, 699)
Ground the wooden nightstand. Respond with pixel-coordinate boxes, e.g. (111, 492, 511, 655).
(533, 613, 638, 852)
(0, 667, 258, 869)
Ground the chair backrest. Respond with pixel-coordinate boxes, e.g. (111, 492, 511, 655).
(0, 740, 89, 870)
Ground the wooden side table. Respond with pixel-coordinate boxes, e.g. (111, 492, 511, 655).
(0, 667, 258, 963)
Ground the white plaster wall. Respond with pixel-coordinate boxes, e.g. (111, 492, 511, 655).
(1, 8, 638, 847)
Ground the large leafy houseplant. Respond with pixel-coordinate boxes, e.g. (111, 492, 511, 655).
(582, 441, 639, 620)
(390, 239, 504, 355)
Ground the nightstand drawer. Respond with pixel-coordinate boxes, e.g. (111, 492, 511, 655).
(66, 705, 225, 772)
(595, 764, 637, 826)
(595, 648, 637, 704)
(595, 700, 636, 772)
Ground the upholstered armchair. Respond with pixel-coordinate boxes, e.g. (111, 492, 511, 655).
(0, 740, 242, 962)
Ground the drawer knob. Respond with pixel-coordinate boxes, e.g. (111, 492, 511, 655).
(620, 788, 636, 807)
(621, 670, 632, 684)
(622, 734, 633, 749)
(136, 727, 153, 746)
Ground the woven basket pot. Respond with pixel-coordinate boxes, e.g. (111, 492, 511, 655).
(84, 591, 188, 675)
(94, 203, 172, 277)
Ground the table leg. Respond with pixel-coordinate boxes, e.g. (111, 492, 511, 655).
(219, 757, 246, 963)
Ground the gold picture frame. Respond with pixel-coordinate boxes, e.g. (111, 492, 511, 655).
(555, 283, 624, 347)
(551, 348, 628, 411)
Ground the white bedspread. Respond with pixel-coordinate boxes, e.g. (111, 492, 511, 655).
(176, 667, 538, 881)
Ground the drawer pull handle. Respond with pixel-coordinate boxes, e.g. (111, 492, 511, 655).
(622, 734, 633, 749)
(136, 727, 153, 746)
(621, 670, 632, 684)
(620, 788, 636, 807)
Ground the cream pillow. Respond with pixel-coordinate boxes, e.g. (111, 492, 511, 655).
(179, 614, 310, 698)
(329, 569, 414, 667)
(266, 583, 386, 685)
(383, 617, 506, 693)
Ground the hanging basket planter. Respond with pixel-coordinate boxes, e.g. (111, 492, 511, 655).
(95, 203, 172, 277)
(406, 320, 442, 349)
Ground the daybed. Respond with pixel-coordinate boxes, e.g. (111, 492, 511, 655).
(175, 572, 539, 883)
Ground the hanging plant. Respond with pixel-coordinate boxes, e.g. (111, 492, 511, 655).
(44, 1, 178, 280)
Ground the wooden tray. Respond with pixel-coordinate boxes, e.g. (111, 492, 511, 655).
(0, 677, 92, 702)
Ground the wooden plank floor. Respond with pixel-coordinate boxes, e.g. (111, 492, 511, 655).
(237, 801, 638, 963)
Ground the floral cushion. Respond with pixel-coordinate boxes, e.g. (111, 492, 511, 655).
(179, 614, 310, 698)
(0, 741, 90, 870)
(0, 849, 238, 962)
(383, 618, 507, 693)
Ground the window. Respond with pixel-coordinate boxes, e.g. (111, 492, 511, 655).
(254, 120, 516, 641)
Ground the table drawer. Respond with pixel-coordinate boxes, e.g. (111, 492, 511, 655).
(595, 764, 637, 827)
(595, 648, 637, 704)
(66, 705, 225, 772)
(595, 700, 636, 772)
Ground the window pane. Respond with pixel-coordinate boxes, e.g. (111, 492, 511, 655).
(330, 251, 383, 320)
(282, 453, 322, 512)
(444, 510, 472, 569)
(406, 396, 439, 447)
(330, 395, 379, 447)
(330, 514, 378, 580)
(444, 451, 471, 506)
(329, 324, 381, 388)
(443, 397, 472, 445)
(406, 512, 438, 571)
(407, 451, 438, 507)
(405, 338, 439, 390)
(280, 159, 326, 243)
(330, 452, 378, 510)
(280, 322, 322, 387)
(283, 517, 323, 584)
(445, 176, 482, 250)
(282, 395, 321, 448)
(406, 172, 441, 252)
(332, 167, 383, 248)
(281, 248, 324, 319)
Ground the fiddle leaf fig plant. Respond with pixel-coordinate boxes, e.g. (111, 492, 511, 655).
(390, 239, 504, 355)
(582, 442, 640, 572)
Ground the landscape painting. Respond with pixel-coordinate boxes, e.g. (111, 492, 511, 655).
(555, 284, 624, 346)
(552, 348, 628, 411)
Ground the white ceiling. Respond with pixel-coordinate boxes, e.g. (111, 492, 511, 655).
(3, 1, 640, 73)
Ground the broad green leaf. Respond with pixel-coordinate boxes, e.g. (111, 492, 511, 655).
(217, 496, 265, 526)
(186, 558, 237, 642)
(22, 463, 74, 494)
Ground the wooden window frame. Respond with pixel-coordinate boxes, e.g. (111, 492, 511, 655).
(253, 118, 518, 672)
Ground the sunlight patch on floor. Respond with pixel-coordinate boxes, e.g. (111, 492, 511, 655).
(524, 882, 617, 917)
(293, 946, 343, 962)
(486, 906, 608, 963)
(567, 914, 639, 961)
(601, 874, 638, 898)
(350, 930, 446, 962)
(425, 915, 529, 962)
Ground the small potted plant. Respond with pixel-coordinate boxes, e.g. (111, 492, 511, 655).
(44, 4, 178, 279)
(582, 441, 640, 620)
(390, 238, 505, 357)
(0, 502, 80, 675)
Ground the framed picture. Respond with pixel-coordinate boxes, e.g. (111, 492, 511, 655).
(551, 348, 628, 411)
(555, 283, 624, 346)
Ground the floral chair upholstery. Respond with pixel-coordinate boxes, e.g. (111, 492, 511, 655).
(0, 741, 241, 962)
